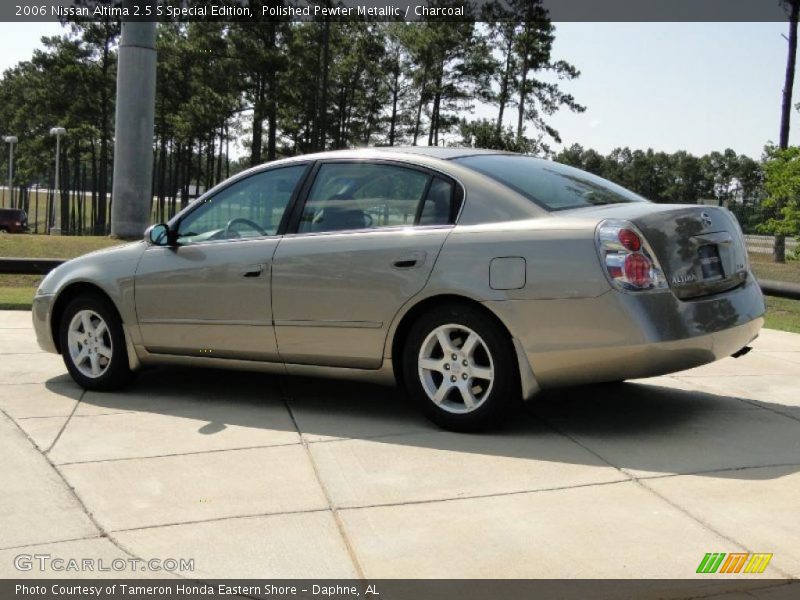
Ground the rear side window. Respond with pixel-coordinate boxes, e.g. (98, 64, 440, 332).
(298, 162, 454, 233)
(454, 155, 648, 211)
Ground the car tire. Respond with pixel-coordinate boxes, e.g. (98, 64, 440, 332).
(58, 293, 134, 391)
(403, 303, 520, 432)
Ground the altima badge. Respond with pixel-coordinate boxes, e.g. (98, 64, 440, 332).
(672, 273, 697, 285)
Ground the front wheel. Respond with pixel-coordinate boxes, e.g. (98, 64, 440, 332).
(403, 304, 520, 432)
(58, 294, 134, 391)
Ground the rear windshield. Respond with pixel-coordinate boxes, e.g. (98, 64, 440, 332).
(453, 155, 648, 211)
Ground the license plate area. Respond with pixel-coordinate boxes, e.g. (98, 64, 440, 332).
(698, 244, 724, 280)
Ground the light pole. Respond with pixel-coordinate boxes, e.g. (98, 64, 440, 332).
(3, 136, 17, 208)
(49, 127, 66, 235)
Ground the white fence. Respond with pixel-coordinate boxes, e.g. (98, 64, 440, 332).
(745, 235, 799, 255)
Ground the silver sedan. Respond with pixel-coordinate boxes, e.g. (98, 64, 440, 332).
(32, 148, 765, 431)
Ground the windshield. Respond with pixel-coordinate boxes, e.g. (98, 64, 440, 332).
(454, 155, 649, 211)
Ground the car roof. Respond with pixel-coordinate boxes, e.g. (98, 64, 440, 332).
(265, 146, 518, 166)
(376, 146, 518, 160)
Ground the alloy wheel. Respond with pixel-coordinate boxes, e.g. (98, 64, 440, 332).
(66, 309, 113, 379)
(417, 323, 495, 414)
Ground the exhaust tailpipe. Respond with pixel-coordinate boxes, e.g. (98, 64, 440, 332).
(731, 346, 752, 359)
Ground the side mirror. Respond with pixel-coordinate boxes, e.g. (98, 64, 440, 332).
(145, 223, 172, 246)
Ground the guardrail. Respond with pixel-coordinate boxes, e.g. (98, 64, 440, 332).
(759, 279, 800, 301)
(0, 257, 66, 275)
(745, 234, 799, 255)
(1, 257, 800, 301)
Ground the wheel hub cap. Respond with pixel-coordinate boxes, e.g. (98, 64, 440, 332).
(418, 324, 495, 414)
(67, 309, 113, 379)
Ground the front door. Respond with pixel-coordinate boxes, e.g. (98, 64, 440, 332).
(272, 161, 459, 369)
(134, 164, 308, 360)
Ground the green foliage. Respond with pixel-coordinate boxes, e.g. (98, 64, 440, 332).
(484, 1, 584, 144)
(760, 145, 800, 241)
(555, 143, 764, 208)
(457, 118, 547, 155)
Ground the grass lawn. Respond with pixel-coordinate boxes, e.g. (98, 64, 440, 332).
(0, 286, 36, 310)
(748, 254, 800, 332)
(0, 233, 123, 259)
(1, 234, 800, 335)
(749, 252, 800, 284)
(764, 296, 800, 334)
(0, 234, 123, 310)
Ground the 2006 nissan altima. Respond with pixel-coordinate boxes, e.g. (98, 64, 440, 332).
(32, 147, 765, 431)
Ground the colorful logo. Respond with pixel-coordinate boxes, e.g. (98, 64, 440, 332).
(697, 553, 772, 574)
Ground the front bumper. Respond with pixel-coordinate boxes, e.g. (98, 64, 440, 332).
(487, 277, 765, 393)
(32, 293, 58, 354)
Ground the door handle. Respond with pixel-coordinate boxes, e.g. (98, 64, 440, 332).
(392, 252, 426, 269)
(242, 264, 265, 278)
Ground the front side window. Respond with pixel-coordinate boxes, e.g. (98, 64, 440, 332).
(177, 165, 306, 244)
(298, 162, 453, 233)
(454, 155, 648, 211)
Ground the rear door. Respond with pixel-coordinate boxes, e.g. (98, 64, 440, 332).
(271, 160, 459, 369)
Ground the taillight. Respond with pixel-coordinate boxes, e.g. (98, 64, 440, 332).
(596, 219, 667, 292)
(618, 228, 641, 251)
(624, 253, 651, 287)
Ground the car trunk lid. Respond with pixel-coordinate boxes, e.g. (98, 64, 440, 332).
(564, 203, 750, 299)
(632, 206, 748, 299)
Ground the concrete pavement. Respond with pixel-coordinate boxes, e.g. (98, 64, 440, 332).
(0, 310, 799, 580)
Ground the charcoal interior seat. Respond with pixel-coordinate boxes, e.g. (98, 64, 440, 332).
(318, 207, 370, 231)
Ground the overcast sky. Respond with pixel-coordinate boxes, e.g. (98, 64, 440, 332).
(0, 21, 797, 159)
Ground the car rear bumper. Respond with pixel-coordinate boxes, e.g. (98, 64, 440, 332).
(32, 293, 58, 354)
(486, 277, 765, 394)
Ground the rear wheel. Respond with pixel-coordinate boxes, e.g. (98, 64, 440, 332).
(403, 304, 519, 432)
(58, 294, 133, 391)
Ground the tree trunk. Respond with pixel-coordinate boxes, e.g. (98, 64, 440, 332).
(318, 20, 331, 152)
(196, 139, 204, 196)
(225, 126, 230, 179)
(182, 142, 192, 209)
(89, 139, 98, 233)
(776, 0, 799, 263)
(97, 38, 112, 235)
(267, 77, 277, 161)
(517, 52, 529, 140)
(497, 34, 514, 135)
(251, 75, 265, 166)
(171, 142, 180, 215)
(428, 66, 443, 147)
(412, 65, 429, 146)
(157, 128, 167, 223)
(389, 56, 400, 146)
(266, 24, 278, 162)
(216, 124, 224, 183)
(205, 136, 214, 191)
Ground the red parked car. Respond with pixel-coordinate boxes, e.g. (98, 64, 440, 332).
(0, 208, 28, 233)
